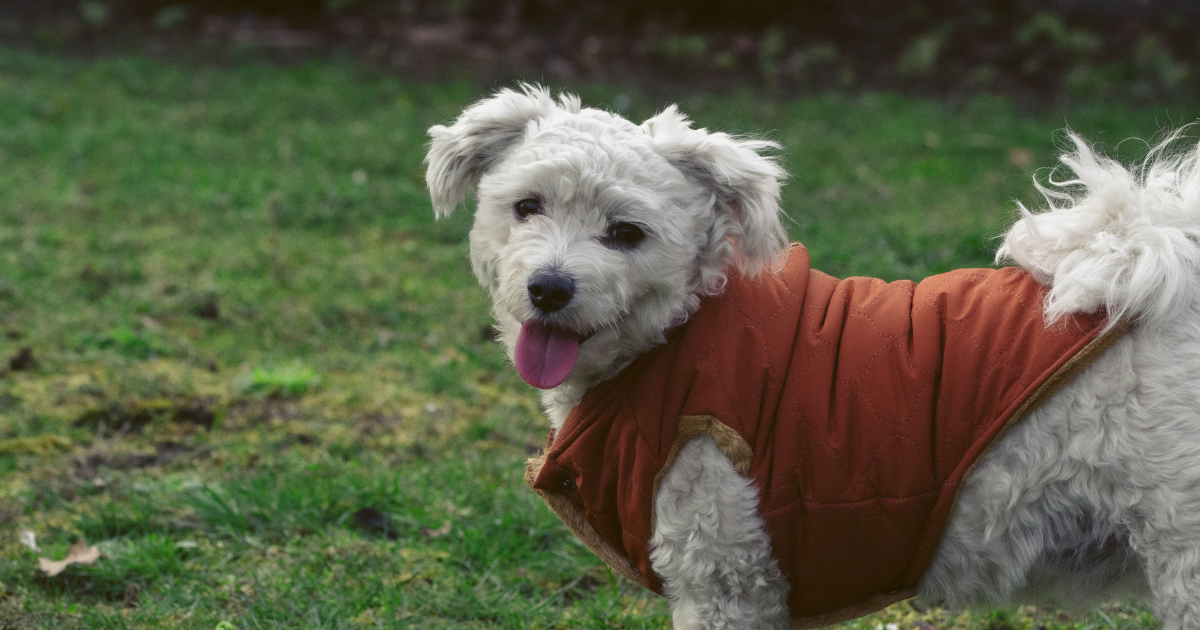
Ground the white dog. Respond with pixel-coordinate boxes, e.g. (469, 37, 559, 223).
(425, 85, 1200, 630)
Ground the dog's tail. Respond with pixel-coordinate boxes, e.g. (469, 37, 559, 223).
(997, 128, 1200, 329)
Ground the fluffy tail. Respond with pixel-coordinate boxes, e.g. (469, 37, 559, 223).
(997, 129, 1200, 329)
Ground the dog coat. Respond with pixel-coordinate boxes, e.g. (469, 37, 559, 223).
(525, 245, 1125, 628)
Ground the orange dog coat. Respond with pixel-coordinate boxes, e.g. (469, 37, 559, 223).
(526, 246, 1124, 628)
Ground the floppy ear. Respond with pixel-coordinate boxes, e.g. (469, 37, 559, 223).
(643, 106, 788, 275)
(425, 85, 569, 217)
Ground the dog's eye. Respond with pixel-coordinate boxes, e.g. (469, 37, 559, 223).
(604, 222, 645, 249)
(514, 198, 542, 220)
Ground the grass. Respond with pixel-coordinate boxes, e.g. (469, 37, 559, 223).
(0, 47, 1192, 628)
(240, 364, 319, 398)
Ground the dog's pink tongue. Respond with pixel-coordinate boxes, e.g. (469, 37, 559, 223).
(515, 321, 581, 389)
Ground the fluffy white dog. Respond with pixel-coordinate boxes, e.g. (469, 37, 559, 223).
(425, 85, 1200, 630)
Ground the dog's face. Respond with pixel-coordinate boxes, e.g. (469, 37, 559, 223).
(426, 86, 787, 392)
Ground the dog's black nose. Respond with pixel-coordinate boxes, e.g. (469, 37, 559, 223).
(528, 272, 575, 313)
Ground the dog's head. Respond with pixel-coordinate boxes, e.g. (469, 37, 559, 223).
(426, 85, 787, 392)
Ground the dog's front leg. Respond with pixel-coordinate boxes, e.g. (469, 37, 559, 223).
(650, 436, 790, 629)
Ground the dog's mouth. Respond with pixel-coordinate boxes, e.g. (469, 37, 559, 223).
(514, 320, 592, 389)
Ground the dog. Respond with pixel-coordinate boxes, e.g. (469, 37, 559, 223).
(424, 85, 1200, 630)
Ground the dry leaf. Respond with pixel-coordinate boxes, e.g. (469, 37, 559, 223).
(18, 529, 38, 552)
(38, 539, 101, 576)
(1009, 147, 1034, 168)
(424, 520, 452, 538)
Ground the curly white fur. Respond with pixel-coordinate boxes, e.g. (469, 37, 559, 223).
(427, 88, 1200, 630)
(926, 131, 1200, 630)
(998, 130, 1200, 328)
(652, 437, 791, 629)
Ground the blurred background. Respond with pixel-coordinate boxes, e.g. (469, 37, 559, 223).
(0, 2, 1193, 629)
(1, 0, 1198, 100)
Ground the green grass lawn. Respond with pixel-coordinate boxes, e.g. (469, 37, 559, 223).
(0, 48, 1191, 628)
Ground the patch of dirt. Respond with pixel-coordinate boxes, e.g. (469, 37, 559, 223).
(149, 440, 192, 466)
(352, 507, 400, 539)
(77, 263, 113, 301)
(0, 504, 21, 525)
(190, 294, 220, 320)
(8, 347, 35, 371)
(73, 440, 207, 476)
(117, 583, 140, 608)
(74, 397, 217, 434)
(222, 399, 305, 431)
(354, 413, 403, 437)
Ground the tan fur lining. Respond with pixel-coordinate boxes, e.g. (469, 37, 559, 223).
(524, 456, 649, 588)
(525, 320, 1130, 628)
(678, 414, 754, 475)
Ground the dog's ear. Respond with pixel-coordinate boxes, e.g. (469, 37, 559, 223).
(425, 85, 572, 217)
(643, 106, 788, 275)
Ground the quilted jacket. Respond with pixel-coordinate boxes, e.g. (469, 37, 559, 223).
(525, 245, 1123, 628)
